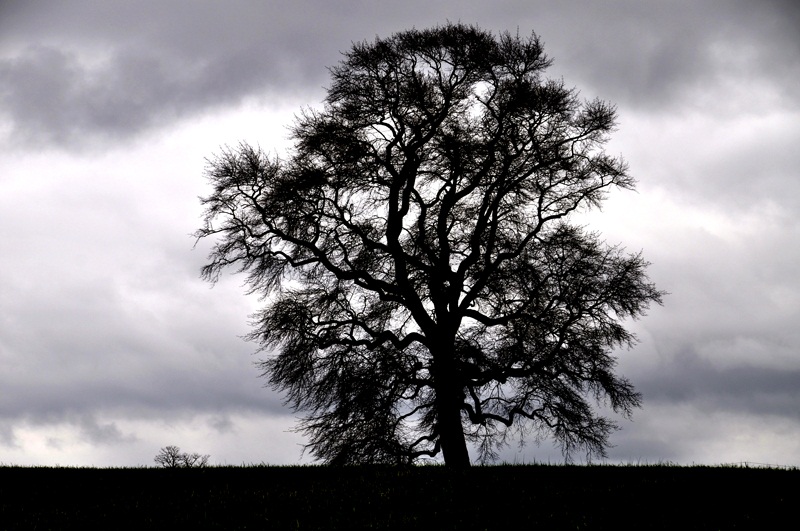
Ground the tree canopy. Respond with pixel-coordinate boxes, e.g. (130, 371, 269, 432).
(195, 23, 663, 468)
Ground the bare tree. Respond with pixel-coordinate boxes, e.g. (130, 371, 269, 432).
(195, 23, 663, 468)
(154, 445, 210, 468)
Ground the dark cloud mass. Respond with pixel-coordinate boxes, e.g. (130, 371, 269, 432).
(0, 39, 313, 149)
(2, 0, 798, 150)
(0, 0, 799, 466)
(637, 347, 800, 420)
(0, 1, 344, 149)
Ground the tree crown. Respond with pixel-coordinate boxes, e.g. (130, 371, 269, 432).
(196, 23, 662, 466)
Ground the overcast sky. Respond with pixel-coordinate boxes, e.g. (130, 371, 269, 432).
(1, 0, 799, 467)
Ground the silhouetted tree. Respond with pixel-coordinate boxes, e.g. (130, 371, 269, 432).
(195, 23, 663, 468)
(154, 445, 210, 468)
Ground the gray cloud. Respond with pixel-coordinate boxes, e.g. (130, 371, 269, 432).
(0, 42, 305, 149)
(0, 1, 343, 149)
(1, 0, 799, 466)
(546, 0, 800, 109)
(0, 271, 286, 422)
(76, 414, 138, 445)
(3, 1, 797, 150)
(637, 348, 800, 420)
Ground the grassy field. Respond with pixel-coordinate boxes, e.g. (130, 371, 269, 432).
(1, 463, 797, 529)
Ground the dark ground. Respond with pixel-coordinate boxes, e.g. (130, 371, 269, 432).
(1, 464, 797, 529)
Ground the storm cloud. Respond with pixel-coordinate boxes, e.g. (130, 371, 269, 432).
(1, 0, 798, 466)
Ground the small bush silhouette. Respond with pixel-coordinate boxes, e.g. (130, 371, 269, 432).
(154, 445, 210, 468)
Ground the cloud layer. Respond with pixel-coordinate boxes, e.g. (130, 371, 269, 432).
(1, 0, 798, 466)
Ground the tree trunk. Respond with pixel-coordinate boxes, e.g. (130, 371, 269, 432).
(427, 322, 471, 468)
(437, 390, 471, 468)
(432, 347, 471, 468)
